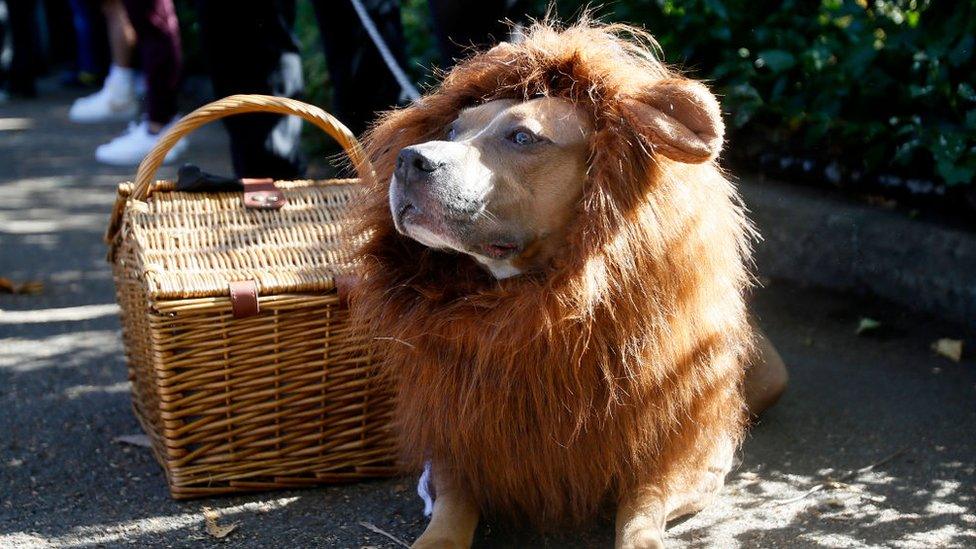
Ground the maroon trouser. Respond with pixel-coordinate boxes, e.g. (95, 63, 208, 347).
(122, 0, 182, 125)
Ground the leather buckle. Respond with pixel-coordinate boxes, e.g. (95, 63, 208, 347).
(242, 178, 285, 210)
(229, 280, 260, 318)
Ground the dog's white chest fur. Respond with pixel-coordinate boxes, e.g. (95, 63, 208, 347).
(474, 256, 523, 279)
(404, 223, 524, 280)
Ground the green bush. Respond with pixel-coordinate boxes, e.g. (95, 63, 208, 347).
(546, 0, 976, 189)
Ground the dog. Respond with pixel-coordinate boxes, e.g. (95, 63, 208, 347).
(351, 20, 787, 548)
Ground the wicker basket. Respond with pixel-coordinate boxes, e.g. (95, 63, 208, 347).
(105, 95, 396, 499)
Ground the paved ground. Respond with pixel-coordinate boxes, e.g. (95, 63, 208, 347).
(1, 85, 974, 548)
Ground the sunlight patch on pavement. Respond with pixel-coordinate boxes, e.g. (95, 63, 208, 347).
(799, 531, 870, 548)
(0, 330, 119, 372)
(0, 176, 119, 209)
(48, 270, 112, 283)
(0, 303, 119, 324)
(669, 464, 973, 548)
(0, 117, 34, 131)
(0, 213, 109, 234)
(64, 380, 130, 399)
(0, 496, 301, 548)
(891, 524, 974, 548)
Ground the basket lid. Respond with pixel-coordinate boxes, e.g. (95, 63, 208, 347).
(115, 179, 363, 300)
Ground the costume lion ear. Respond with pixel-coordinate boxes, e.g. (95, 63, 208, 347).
(620, 79, 724, 164)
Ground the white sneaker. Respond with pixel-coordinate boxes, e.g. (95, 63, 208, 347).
(69, 65, 138, 123)
(95, 119, 188, 167)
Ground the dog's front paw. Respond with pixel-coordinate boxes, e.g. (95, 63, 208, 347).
(411, 536, 468, 549)
(617, 528, 665, 549)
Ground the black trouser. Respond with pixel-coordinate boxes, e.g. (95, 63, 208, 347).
(196, 0, 530, 180)
(3, 0, 39, 96)
(196, 0, 406, 179)
(123, 0, 182, 125)
(427, 0, 529, 68)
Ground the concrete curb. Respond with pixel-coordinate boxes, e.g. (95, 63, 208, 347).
(741, 177, 975, 332)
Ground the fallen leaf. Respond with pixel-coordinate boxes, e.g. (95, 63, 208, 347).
(113, 434, 152, 448)
(203, 507, 237, 539)
(931, 338, 963, 362)
(0, 277, 43, 295)
(856, 317, 881, 335)
(16, 281, 44, 295)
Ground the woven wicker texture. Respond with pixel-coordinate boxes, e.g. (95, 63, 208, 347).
(108, 95, 396, 498)
(115, 179, 363, 299)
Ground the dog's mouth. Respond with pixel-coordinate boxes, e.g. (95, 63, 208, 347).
(397, 201, 523, 260)
(480, 241, 521, 259)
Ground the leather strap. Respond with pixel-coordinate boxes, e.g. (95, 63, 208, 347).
(229, 280, 260, 318)
(242, 178, 285, 210)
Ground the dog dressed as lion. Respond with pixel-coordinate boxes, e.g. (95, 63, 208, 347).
(350, 19, 787, 548)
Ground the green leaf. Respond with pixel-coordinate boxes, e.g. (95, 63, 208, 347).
(965, 109, 976, 130)
(833, 14, 854, 29)
(931, 132, 974, 185)
(727, 83, 763, 128)
(856, 318, 881, 335)
(703, 0, 729, 21)
(949, 34, 974, 67)
(906, 10, 920, 28)
(893, 138, 921, 164)
(936, 158, 976, 186)
(822, 0, 843, 11)
(910, 84, 933, 98)
(756, 49, 797, 73)
(958, 83, 976, 102)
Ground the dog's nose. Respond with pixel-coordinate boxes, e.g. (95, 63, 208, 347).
(395, 146, 442, 184)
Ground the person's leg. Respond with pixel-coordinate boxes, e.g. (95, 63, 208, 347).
(68, 0, 102, 82)
(103, 0, 136, 69)
(43, 0, 80, 69)
(0, 9, 6, 91)
(6, 0, 39, 97)
(69, 0, 139, 122)
(93, 0, 186, 165)
(196, 0, 305, 179)
(312, 0, 405, 136)
(427, 0, 530, 68)
(121, 0, 181, 130)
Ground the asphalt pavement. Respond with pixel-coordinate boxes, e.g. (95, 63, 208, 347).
(1, 85, 974, 548)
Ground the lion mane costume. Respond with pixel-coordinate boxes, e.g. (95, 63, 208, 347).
(351, 21, 754, 528)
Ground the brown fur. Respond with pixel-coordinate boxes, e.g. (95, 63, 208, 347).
(351, 20, 754, 529)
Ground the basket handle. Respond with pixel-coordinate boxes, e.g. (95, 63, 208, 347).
(131, 94, 374, 201)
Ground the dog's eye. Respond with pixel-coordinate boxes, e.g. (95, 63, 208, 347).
(509, 129, 539, 146)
